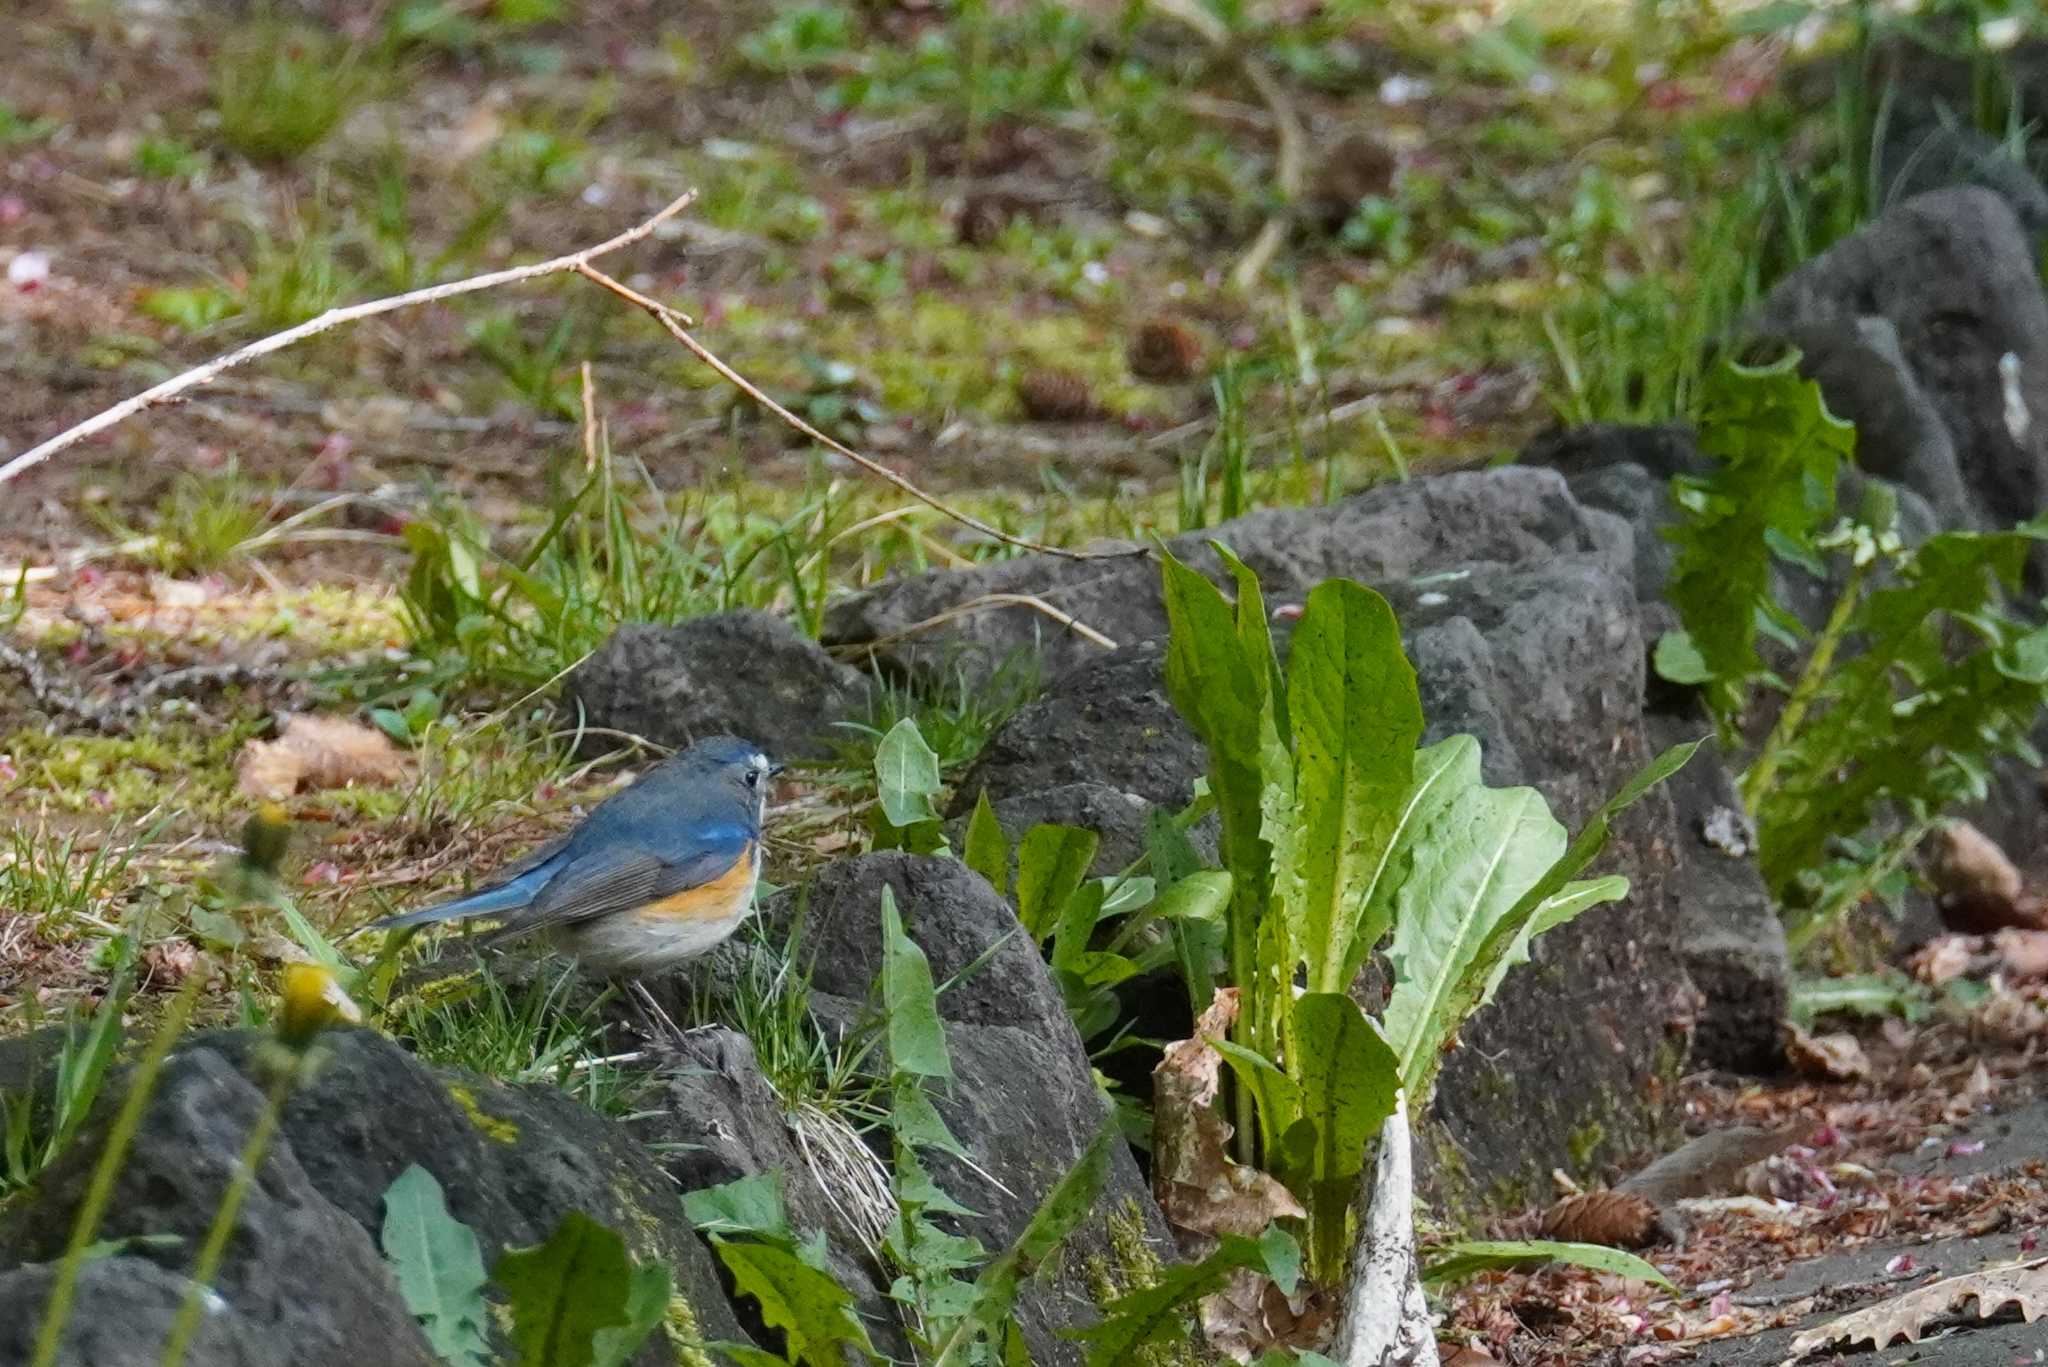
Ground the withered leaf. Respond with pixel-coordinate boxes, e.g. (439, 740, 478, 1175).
(1153, 987, 1307, 1238)
(1784, 1025, 1870, 1083)
(236, 714, 411, 800)
(1786, 1256, 2048, 1358)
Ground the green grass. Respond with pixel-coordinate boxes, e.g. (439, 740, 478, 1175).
(211, 21, 375, 164)
(386, 961, 637, 1115)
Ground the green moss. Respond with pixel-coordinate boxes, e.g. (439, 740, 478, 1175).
(446, 1081, 521, 1143)
(663, 1293, 715, 1367)
(1080, 1201, 1200, 1367)
(1566, 1119, 1607, 1175)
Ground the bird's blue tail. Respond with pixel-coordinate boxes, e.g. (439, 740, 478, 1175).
(370, 860, 557, 932)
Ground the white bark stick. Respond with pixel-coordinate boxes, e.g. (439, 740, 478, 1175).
(1333, 1096, 1438, 1367)
(0, 191, 698, 490)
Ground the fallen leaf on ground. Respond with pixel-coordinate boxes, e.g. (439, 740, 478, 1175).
(1784, 1026, 1870, 1082)
(1199, 1269, 1333, 1363)
(1993, 928, 2048, 980)
(1785, 1256, 2048, 1358)
(236, 714, 411, 800)
(1908, 934, 1979, 985)
(1931, 819, 2023, 905)
(1153, 987, 1307, 1237)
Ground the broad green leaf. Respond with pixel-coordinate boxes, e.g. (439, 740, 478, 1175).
(881, 886, 951, 1080)
(1280, 579, 1421, 993)
(1067, 1229, 1301, 1365)
(958, 1118, 1118, 1343)
(380, 1164, 490, 1367)
(1652, 629, 1711, 685)
(714, 1238, 877, 1366)
(963, 789, 1009, 896)
(1160, 547, 1274, 1024)
(1146, 805, 1204, 886)
(1050, 881, 1107, 973)
(1378, 737, 1567, 1100)
(682, 1172, 791, 1241)
(893, 1081, 971, 1161)
(1285, 994, 1398, 1188)
(1421, 1239, 1674, 1291)
(1098, 875, 1156, 918)
(1149, 871, 1231, 923)
(590, 1260, 673, 1367)
(1213, 1038, 1303, 1153)
(875, 718, 943, 828)
(1788, 972, 1927, 1027)
(495, 1210, 640, 1367)
(1017, 824, 1099, 940)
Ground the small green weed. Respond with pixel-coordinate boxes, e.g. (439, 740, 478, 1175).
(132, 134, 207, 180)
(0, 825, 156, 939)
(2, 934, 136, 1199)
(386, 963, 636, 1115)
(0, 102, 57, 145)
(211, 22, 374, 163)
(1656, 357, 2048, 950)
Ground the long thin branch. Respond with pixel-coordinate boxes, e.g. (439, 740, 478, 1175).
(1147, 0, 1306, 291)
(0, 192, 699, 490)
(574, 262, 1131, 561)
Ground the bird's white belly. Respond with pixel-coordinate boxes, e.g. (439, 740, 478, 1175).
(558, 889, 754, 976)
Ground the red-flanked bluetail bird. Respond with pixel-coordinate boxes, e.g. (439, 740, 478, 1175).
(368, 736, 778, 977)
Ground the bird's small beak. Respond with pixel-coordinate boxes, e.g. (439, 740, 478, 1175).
(767, 762, 786, 778)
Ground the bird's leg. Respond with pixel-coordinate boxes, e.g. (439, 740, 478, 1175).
(628, 977, 684, 1042)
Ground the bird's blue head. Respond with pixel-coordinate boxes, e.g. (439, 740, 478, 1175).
(668, 734, 779, 829)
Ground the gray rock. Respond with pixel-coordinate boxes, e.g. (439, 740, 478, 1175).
(758, 853, 1175, 1366)
(953, 641, 1204, 815)
(1879, 120, 2048, 246)
(0, 1257, 269, 1367)
(1753, 188, 2048, 556)
(1645, 714, 1789, 1074)
(0, 1048, 438, 1367)
(824, 467, 1625, 688)
(0, 1030, 747, 1367)
(563, 612, 873, 762)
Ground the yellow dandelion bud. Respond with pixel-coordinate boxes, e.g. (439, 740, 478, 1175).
(278, 963, 361, 1047)
(240, 804, 293, 878)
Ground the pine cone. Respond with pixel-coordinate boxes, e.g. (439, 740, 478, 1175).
(1537, 1190, 1663, 1249)
(1016, 368, 1102, 422)
(1128, 318, 1206, 382)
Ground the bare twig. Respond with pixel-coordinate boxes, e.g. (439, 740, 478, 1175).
(573, 262, 1136, 561)
(1147, 0, 1306, 291)
(0, 191, 700, 490)
(0, 641, 284, 734)
(842, 591, 1121, 656)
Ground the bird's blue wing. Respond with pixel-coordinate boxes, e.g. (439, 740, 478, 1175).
(494, 825, 753, 936)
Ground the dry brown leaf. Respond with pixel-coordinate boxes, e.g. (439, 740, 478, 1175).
(1993, 927, 2048, 980)
(1538, 1190, 1663, 1249)
(1785, 1256, 2048, 1358)
(236, 714, 411, 800)
(1908, 933, 1980, 985)
(1153, 987, 1307, 1238)
(1969, 986, 2048, 1046)
(1199, 1270, 1334, 1364)
(1784, 1025, 1870, 1082)
(1441, 1350, 1502, 1367)
(1931, 819, 2023, 905)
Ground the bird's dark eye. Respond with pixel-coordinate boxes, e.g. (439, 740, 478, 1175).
(744, 769, 760, 788)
